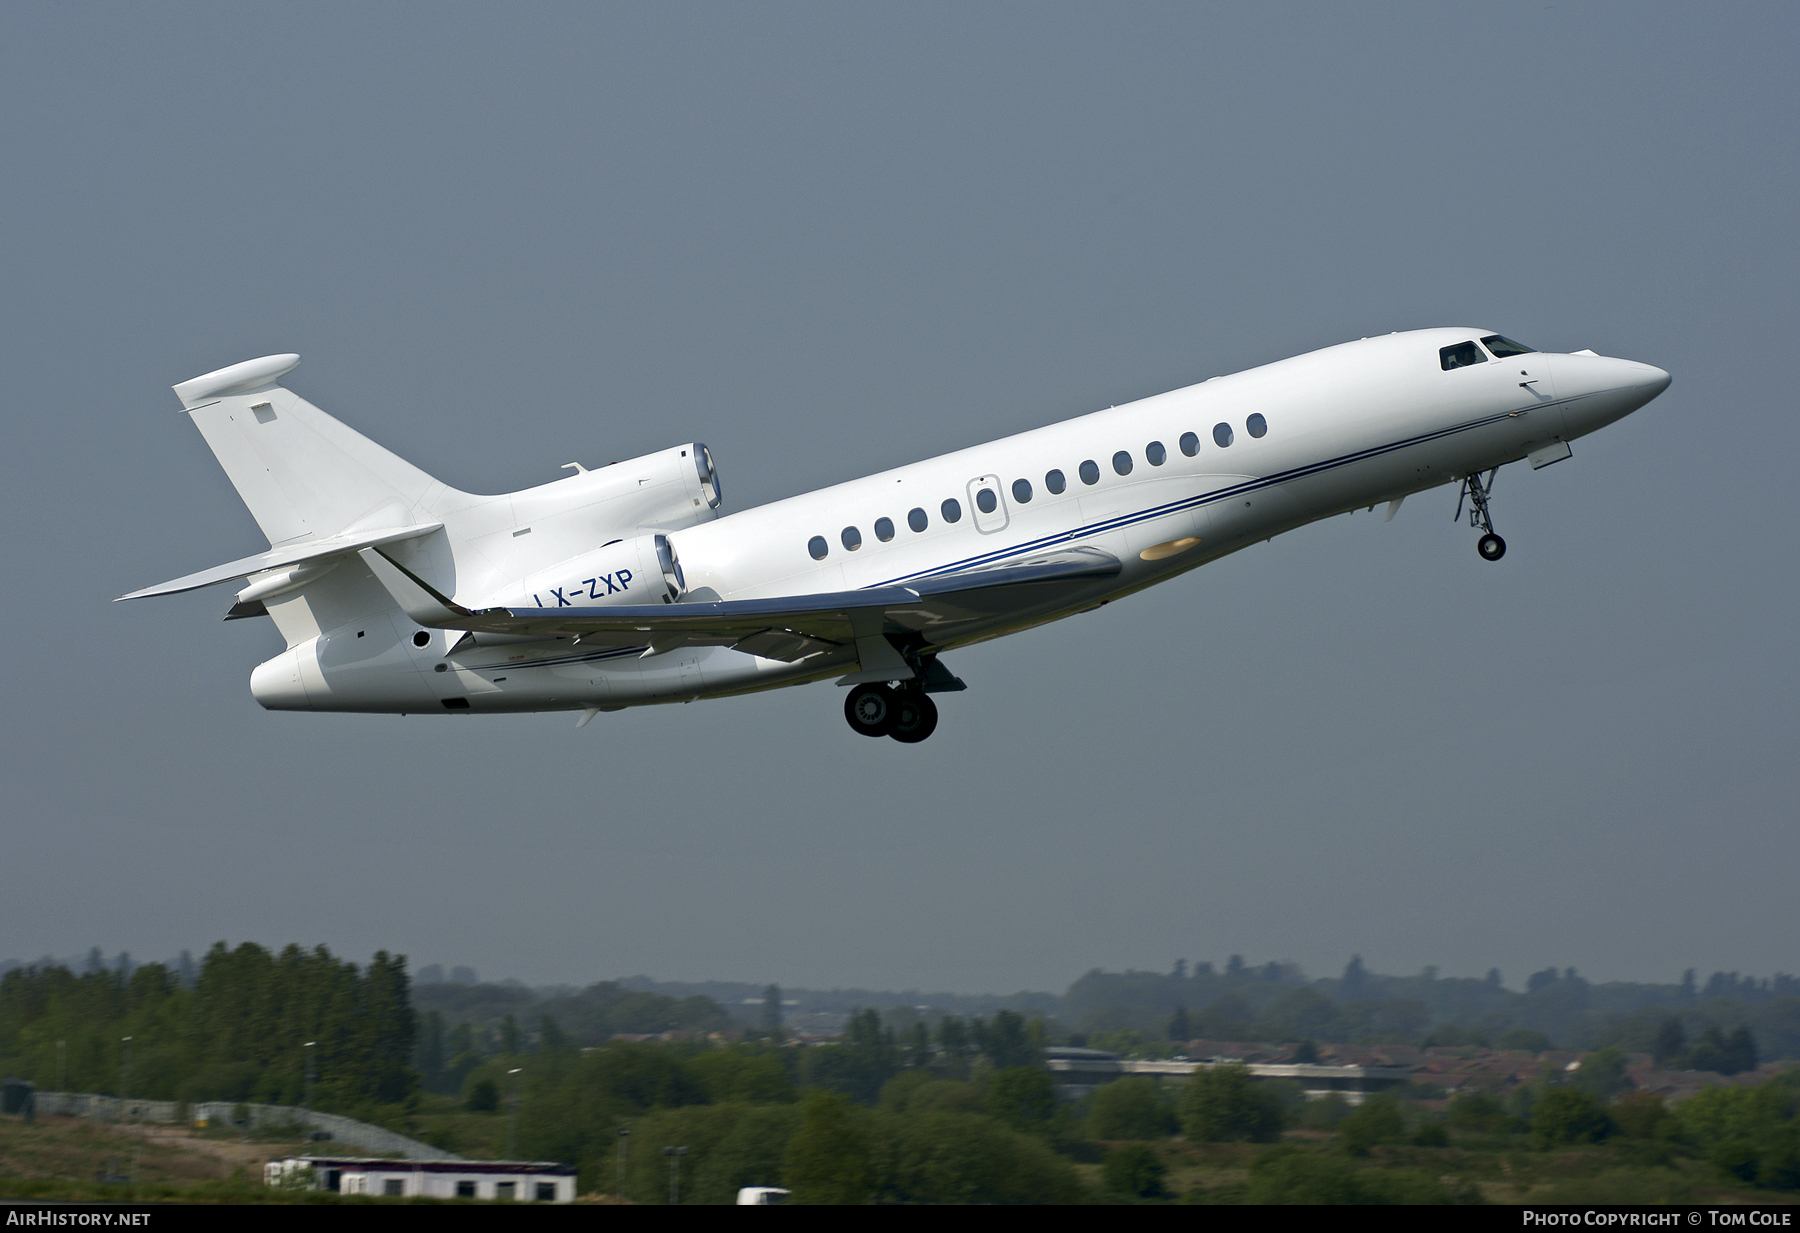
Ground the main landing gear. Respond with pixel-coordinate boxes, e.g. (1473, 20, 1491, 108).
(844, 682, 939, 744)
(1455, 468, 1507, 562)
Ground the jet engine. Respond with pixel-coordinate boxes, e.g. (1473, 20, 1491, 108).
(510, 532, 686, 609)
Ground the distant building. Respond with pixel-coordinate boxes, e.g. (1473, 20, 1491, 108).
(1043, 1048, 1413, 1106)
(266, 1156, 576, 1202)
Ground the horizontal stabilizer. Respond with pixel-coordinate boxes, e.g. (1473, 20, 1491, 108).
(116, 524, 442, 601)
(173, 354, 302, 408)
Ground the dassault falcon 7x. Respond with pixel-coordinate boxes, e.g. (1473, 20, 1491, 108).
(121, 330, 1669, 743)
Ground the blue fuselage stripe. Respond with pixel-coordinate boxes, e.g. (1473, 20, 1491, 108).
(872, 401, 1555, 587)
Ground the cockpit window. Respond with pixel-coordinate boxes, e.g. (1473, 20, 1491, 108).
(1439, 341, 1485, 370)
(1481, 334, 1535, 358)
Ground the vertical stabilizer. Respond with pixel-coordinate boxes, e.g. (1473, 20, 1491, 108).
(173, 354, 453, 547)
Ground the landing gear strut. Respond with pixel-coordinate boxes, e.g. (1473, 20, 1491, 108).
(843, 682, 940, 743)
(1454, 468, 1506, 562)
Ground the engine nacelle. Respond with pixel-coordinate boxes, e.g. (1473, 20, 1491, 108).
(509, 532, 686, 609)
(506, 443, 722, 545)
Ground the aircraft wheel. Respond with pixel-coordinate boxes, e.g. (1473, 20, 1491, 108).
(1477, 533, 1507, 561)
(844, 683, 898, 737)
(889, 693, 939, 744)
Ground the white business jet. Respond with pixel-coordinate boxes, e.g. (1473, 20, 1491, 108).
(120, 330, 1668, 743)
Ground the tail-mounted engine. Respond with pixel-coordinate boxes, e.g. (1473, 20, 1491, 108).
(510, 532, 686, 609)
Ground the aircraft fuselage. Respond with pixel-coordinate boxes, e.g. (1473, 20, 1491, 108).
(132, 328, 1670, 733)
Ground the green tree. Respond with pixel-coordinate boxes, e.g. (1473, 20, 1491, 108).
(1102, 1142, 1167, 1198)
(1530, 1087, 1615, 1149)
(1089, 1077, 1178, 1140)
(1687, 1023, 1758, 1075)
(801, 1008, 897, 1104)
(1180, 1066, 1284, 1143)
(1242, 1145, 1477, 1204)
(1652, 1015, 1686, 1065)
(784, 1091, 874, 1204)
(1497, 1028, 1552, 1053)
(687, 1047, 793, 1105)
(984, 1067, 1056, 1130)
(1569, 1046, 1631, 1102)
(936, 1016, 970, 1075)
(907, 1021, 931, 1069)
(872, 1109, 1085, 1204)
(417, 1009, 445, 1086)
(538, 1015, 568, 1052)
(614, 1103, 803, 1203)
(1727, 1025, 1760, 1074)
(1613, 1091, 1675, 1141)
(1339, 1093, 1405, 1156)
(465, 1078, 498, 1112)
(983, 1010, 1041, 1070)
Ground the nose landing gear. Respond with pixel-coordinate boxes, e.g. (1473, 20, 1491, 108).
(1455, 468, 1507, 562)
(843, 682, 940, 743)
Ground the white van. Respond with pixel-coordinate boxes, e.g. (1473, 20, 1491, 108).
(736, 1187, 790, 1205)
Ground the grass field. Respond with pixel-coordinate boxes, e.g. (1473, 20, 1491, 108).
(1077, 1129, 1800, 1204)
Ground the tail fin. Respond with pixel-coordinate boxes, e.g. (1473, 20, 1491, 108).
(172, 354, 452, 547)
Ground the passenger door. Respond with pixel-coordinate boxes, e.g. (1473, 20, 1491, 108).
(966, 474, 1008, 533)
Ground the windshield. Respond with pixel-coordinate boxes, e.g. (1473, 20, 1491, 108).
(1481, 334, 1535, 358)
(1440, 341, 1484, 370)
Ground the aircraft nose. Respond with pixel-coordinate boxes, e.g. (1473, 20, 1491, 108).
(1630, 362, 1672, 396)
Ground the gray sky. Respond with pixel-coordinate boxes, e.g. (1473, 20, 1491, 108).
(2, 2, 1795, 994)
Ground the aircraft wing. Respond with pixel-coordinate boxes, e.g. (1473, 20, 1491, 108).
(362, 544, 1121, 663)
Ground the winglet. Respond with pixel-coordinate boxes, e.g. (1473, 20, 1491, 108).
(357, 547, 471, 627)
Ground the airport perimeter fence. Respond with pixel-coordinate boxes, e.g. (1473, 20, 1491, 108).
(32, 1091, 460, 1161)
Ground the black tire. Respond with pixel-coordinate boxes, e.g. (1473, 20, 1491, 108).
(844, 683, 897, 736)
(889, 693, 939, 744)
(1477, 533, 1507, 561)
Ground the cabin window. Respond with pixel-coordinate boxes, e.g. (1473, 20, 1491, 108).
(1439, 341, 1484, 370)
(1481, 334, 1535, 358)
(1246, 413, 1267, 438)
(808, 535, 828, 560)
(535, 1183, 556, 1202)
(975, 487, 997, 514)
(1012, 478, 1032, 503)
(1180, 431, 1200, 457)
(1213, 422, 1234, 448)
(908, 507, 928, 532)
(1112, 451, 1133, 476)
(457, 1181, 476, 1198)
(1045, 469, 1066, 494)
(496, 1182, 516, 1200)
(941, 498, 962, 523)
(1079, 459, 1100, 485)
(874, 516, 895, 542)
(384, 1180, 404, 1197)
(1146, 440, 1166, 466)
(841, 526, 862, 550)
